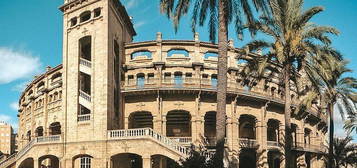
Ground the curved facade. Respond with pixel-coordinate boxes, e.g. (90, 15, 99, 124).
(1, 0, 328, 168)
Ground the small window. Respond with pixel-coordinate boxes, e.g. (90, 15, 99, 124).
(168, 49, 189, 57)
(70, 17, 77, 27)
(80, 157, 91, 168)
(128, 75, 134, 85)
(51, 73, 62, 81)
(185, 73, 192, 78)
(80, 11, 91, 23)
(94, 8, 101, 17)
(202, 74, 208, 78)
(37, 81, 45, 89)
(131, 50, 152, 59)
(147, 73, 154, 83)
(79, 105, 91, 115)
(204, 52, 218, 59)
(28, 90, 33, 96)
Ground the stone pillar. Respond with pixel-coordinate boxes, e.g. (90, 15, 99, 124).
(191, 115, 198, 143)
(162, 115, 167, 135)
(153, 115, 161, 133)
(34, 158, 39, 168)
(124, 117, 129, 129)
(142, 156, 152, 168)
(156, 32, 162, 62)
(226, 117, 234, 149)
(256, 119, 268, 168)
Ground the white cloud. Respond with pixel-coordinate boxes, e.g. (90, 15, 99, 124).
(134, 21, 146, 29)
(123, 0, 138, 10)
(10, 102, 19, 111)
(11, 81, 29, 92)
(0, 114, 18, 130)
(0, 47, 42, 84)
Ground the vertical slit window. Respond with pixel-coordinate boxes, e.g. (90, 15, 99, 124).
(79, 72, 91, 95)
(79, 36, 92, 61)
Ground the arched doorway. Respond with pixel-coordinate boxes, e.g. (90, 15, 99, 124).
(151, 154, 178, 168)
(267, 119, 280, 142)
(39, 155, 60, 168)
(239, 115, 256, 139)
(36, 126, 44, 137)
(239, 149, 256, 168)
(166, 110, 191, 137)
(49, 122, 61, 135)
(204, 111, 216, 146)
(18, 158, 34, 168)
(111, 153, 142, 168)
(128, 111, 153, 129)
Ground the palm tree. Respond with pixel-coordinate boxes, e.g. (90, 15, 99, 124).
(329, 136, 357, 168)
(345, 113, 357, 133)
(159, 0, 271, 166)
(242, 0, 339, 167)
(305, 56, 357, 168)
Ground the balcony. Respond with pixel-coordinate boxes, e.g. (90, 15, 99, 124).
(239, 138, 259, 149)
(36, 135, 61, 144)
(79, 90, 91, 102)
(80, 58, 92, 68)
(77, 114, 91, 122)
(293, 142, 327, 153)
(169, 137, 192, 146)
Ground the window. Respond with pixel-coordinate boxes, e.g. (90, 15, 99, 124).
(136, 73, 145, 88)
(79, 72, 91, 95)
(164, 72, 171, 83)
(128, 75, 134, 85)
(51, 73, 62, 81)
(79, 105, 91, 115)
(147, 73, 154, 83)
(70, 17, 77, 27)
(167, 49, 189, 57)
(94, 8, 101, 17)
(131, 50, 152, 59)
(204, 52, 218, 59)
(80, 157, 91, 168)
(211, 74, 217, 87)
(80, 11, 91, 23)
(79, 36, 92, 61)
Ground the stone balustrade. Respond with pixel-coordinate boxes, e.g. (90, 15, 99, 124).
(108, 128, 190, 156)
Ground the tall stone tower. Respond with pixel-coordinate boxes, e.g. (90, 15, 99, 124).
(60, 0, 135, 142)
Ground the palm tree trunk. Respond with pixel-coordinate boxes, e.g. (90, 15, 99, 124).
(328, 103, 334, 168)
(216, 0, 228, 167)
(284, 64, 293, 168)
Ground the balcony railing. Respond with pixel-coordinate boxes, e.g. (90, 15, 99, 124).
(36, 135, 61, 143)
(78, 114, 91, 122)
(108, 128, 189, 156)
(293, 142, 327, 153)
(267, 141, 280, 147)
(79, 90, 91, 102)
(239, 138, 259, 148)
(80, 58, 92, 68)
(169, 137, 192, 145)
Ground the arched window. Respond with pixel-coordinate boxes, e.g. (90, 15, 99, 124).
(204, 52, 218, 59)
(174, 72, 183, 87)
(239, 115, 256, 139)
(167, 49, 189, 57)
(80, 11, 91, 23)
(49, 95, 53, 103)
(166, 110, 191, 137)
(51, 73, 62, 81)
(129, 111, 153, 129)
(131, 50, 152, 59)
(28, 90, 33, 96)
(35, 126, 44, 137)
(49, 122, 61, 135)
(37, 81, 45, 89)
(53, 92, 58, 101)
(79, 36, 92, 61)
(211, 74, 217, 88)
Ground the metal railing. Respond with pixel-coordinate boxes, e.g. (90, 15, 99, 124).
(80, 58, 92, 68)
(79, 90, 91, 102)
(78, 114, 91, 122)
(108, 128, 189, 156)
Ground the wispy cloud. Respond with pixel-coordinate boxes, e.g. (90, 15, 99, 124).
(11, 81, 29, 92)
(0, 47, 42, 84)
(134, 21, 147, 29)
(123, 0, 142, 10)
(10, 102, 18, 111)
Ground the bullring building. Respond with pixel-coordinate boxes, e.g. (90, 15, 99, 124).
(0, 0, 329, 168)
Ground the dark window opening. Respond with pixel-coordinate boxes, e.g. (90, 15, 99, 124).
(79, 72, 91, 95)
(70, 17, 77, 27)
(79, 36, 92, 61)
(80, 11, 91, 23)
(94, 8, 101, 18)
(79, 104, 91, 115)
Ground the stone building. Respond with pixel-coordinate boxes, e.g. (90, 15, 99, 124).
(0, 0, 328, 168)
(0, 122, 15, 156)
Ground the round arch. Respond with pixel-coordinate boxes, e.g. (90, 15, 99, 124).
(72, 154, 93, 168)
(239, 114, 257, 139)
(111, 153, 142, 168)
(128, 111, 153, 129)
(151, 154, 179, 168)
(166, 110, 191, 137)
(18, 157, 34, 168)
(39, 155, 60, 168)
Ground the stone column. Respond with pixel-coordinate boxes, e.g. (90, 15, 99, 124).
(162, 115, 167, 135)
(226, 117, 234, 149)
(124, 117, 129, 129)
(153, 115, 161, 133)
(191, 115, 198, 143)
(257, 104, 268, 168)
(142, 156, 152, 168)
(34, 158, 39, 168)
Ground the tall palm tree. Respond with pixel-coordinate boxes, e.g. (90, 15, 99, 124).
(345, 112, 357, 133)
(329, 136, 357, 168)
(159, 0, 271, 167)
(242, 0, 339, 167)
(305, 56, 357, 168)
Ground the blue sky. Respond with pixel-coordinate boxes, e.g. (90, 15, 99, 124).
(0, 0, 356, 140)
